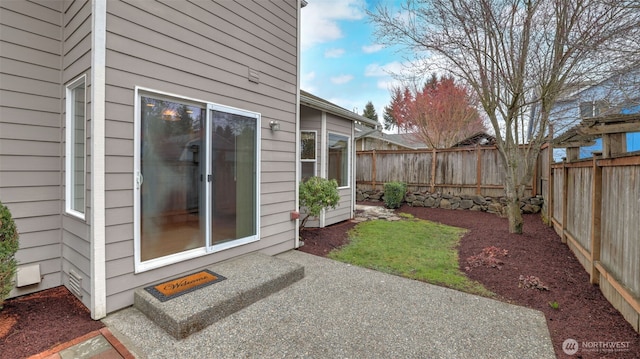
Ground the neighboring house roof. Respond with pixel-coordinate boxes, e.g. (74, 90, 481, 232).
(555, 68, 640, 132)
(452, 132, 496, 147)
(379, 133, 429, 149)
(354, 123, 429, 149)
(355, 123, 495, 149)
(300, 90, 379, 127)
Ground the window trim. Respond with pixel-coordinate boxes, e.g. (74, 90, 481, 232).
(300, 130, 317, 179)
(133, 87, 261, 273)
(327, 131, 351, 189)
(65, 75, 87, 220)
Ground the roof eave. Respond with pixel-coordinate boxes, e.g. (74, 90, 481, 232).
(300, 94, 379, 127)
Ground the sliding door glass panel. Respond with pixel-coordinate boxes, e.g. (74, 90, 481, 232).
(210, 110, 257, 246)
(140, 97, 205, 261)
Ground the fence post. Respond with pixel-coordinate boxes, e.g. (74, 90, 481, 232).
(371, 150, 377, 191)
(532, 153, 538, 196)
(561, 161, 569, 244)
(476, 147, 482, 194)
(546, 127, 554, 225)
(430, 148, 436, 193)
(547, 145, 554, 226)
(589, 155, 602, 284)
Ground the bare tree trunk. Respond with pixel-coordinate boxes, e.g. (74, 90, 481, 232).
(504, 177, 524, 234)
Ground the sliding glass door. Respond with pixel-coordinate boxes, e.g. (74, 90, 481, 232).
(137, 91, 259, 270)
(207, 109, 258, 249)
(139, 97, 206, 262)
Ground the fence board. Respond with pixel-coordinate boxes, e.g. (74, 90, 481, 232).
(601, 165, 640, 297)
(566, 167, 593, 251)
(551, 152, 640, 333)
(356, 147, 534, 197)
(552, 168, 563, 230)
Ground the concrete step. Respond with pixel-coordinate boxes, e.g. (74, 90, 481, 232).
(133, 252, 304, 339)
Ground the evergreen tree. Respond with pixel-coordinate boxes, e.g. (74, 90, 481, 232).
(382, 105, 397, 131)
(361, 101, 379, 122)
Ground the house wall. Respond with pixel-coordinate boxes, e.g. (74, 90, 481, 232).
(101, 0, 299, 312)
(325, 114, 354, 226)
(61, 0, 94, 311)
(551, 70, 640, 161)
(300, 107, 355, 227)
(300, 106, 322, 227)
(0, 0, 64, 297)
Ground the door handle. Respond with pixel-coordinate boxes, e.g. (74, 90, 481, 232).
(136, 172, 144, 188)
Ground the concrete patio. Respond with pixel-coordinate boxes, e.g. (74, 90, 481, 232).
(102, 250, 554, 358)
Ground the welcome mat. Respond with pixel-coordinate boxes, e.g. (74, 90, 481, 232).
(144, 269, 226, 302)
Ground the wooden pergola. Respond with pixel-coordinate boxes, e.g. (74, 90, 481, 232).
(553, 113, 640, 160)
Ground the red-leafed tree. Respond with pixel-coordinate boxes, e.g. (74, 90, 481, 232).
(390, 74, 487, 148)
(385, 86, 413, 133)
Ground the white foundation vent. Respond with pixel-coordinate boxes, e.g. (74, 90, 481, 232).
(69, 269, 83, 298)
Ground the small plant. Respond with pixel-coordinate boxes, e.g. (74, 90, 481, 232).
(0, 200, 19, 310)
(465, 246, 508, 271)
(518, 275, 549, 291)
(383, 181, 407, 209)
(299, 176, 340, 231)
(548, 300, 560, 310)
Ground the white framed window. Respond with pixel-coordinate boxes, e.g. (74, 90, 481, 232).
(300, 130, 317, 180)
(134, 88, 261, 272)
(328, 132, 350, 188)
(65, 75, 86, 219)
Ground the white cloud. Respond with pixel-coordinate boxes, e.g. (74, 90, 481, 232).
(364, 61, 407, 77)
(376, 79, 403, 91)
(301, 71, 317, 93)
(362, 44, 384, 53)
(324, 48, 345, 58)
(302, 71, 316, 82)
(331, 74, 354, 84)
(301, 0, 366, 48)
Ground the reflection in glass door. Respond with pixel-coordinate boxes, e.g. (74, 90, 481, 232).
(138, 94, 260, 265)
(140, 97, 205, 261)
(208, 109, 257, 248)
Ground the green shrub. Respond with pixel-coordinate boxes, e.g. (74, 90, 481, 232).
(383, 181, 407, 209)
(0, 200, 19, 310)
(299, 176, 340, 230)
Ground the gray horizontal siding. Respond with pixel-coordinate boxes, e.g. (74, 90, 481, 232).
(0, 187, 60, 206)
(101, 0, 298, 312)
(105, 223, 133, 244)
(60, 0, 94, 309)
(0, 106, 61, 127)
(324, 193, 353, 226)
(0, 0, 64, 300)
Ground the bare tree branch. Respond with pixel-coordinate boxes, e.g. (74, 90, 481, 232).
(369, 0, 640, 233)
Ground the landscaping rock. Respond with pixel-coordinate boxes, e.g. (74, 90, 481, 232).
(357, 188, 543, 215)
(460, 199, 474, 209)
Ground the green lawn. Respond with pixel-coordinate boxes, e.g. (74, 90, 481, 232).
(328, 214, 493, 297)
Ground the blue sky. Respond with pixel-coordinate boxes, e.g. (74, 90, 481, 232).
(300, 0, 405, 125)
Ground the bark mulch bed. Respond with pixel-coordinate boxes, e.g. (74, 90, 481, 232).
(0, 286, 104, 359)
(299, 202, 640, 359)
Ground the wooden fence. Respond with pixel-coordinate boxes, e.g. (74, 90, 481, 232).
(549, 154, 640, 332)
(356, 147, 538, 198)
